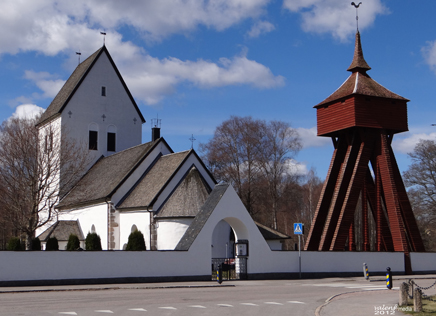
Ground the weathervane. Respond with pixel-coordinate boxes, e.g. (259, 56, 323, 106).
(100, 31, 107, 45)
(76, 51, 81, 65)
(351, 2, 362, 31)
(189, 134, 196, 149)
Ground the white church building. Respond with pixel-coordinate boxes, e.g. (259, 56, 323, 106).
(35, 45, 289, 255)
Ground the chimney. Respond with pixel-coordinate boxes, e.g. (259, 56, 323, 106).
(151, 117, 161, 141)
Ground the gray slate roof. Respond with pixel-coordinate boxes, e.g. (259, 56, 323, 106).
(175, 183, 229, 251)
(255, 221, 290, 240)
(57, 140, 159, 209)
(36, 46, 145, 127)
(37, 220, 84, 241)
(155, 166, 211, 218)
(117, 150, 191, 210)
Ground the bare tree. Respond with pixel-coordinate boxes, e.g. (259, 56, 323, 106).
(199, 116, 264, 214)
(258, 120, 302, 230)
(403, 139, 436, 250)
(200, 116, 302, 231)
(0, 116, 90, 250)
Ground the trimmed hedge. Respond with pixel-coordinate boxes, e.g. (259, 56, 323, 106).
(66, 234, 80, 251)
(7, 237, 23, 251)
(126, 230, 146, 251)
(31, 237, 41, 251)
(46, 237, 59, 251)
(85, 232, 102, 251)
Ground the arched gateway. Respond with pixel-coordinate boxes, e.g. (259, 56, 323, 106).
(175, 183, 274, 280)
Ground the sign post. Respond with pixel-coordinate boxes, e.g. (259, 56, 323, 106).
(294, 223, 304, 279)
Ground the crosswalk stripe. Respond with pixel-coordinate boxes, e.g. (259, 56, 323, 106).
(128, 308, 147, 311)
(241, 303, 259, 306)
(159, 307, 177, 310)
(189, 305, 207, 308)
(58, 313, 77, 315)
(288, 301, 306, 304)
(95, 311, 114, 314)
(265, 302, 283, 305)
(218, 304, 233, 307)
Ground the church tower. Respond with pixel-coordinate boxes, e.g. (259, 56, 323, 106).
(37, 45, 145, 161)
(304, 31, 424, 272)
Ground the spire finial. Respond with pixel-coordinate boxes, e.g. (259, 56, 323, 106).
(100, 31, 106, 46)
(76, 51, 81, 65)
(351, 2, 362, 31)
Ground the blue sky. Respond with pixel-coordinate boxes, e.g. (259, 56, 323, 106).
(2, 0, 436, 180)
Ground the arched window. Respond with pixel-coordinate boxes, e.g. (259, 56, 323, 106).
(107, 125, 116, 152)
(89, 123, 99, 150)
(131, 225, 138, 233)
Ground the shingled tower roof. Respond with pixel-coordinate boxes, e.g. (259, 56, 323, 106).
(347, 31, 371, 72)
(316, 31, 408, 107)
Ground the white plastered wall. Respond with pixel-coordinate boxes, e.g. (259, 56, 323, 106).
(119, 211, 151, 250)
(61, 50, 142, 159)
(156, 218, 193, 250)
(57, 203, 108, 249)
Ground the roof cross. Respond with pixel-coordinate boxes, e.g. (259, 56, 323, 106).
(351, 2, 362, 31)
(189, 134, 196, 149)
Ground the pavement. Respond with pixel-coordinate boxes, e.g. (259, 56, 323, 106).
(1, 275, 435, 315)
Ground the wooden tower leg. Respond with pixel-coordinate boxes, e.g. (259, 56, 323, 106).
(362, 181, 369, 251)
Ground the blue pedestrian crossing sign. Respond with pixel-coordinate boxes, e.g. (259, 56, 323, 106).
(294, 223, 304, 235)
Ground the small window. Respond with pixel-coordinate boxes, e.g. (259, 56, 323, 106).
(101, 86, 106, 96)
(89, 131, 98, 150)
(107, 132, 116, 152)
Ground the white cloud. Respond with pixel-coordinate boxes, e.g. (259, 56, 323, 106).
(296, 127, 331, 149)
(393, 132, 436, 154)
(285, 158, 308, 176)
(24, 71, 65, 99)
(247, 20, 275, 38)
(422, 40, 436, 73)
(10, 104, 45, 120)
(124, 52, 284, 105)
(283, 0, 388, 41)
(0, 0, 271, 56)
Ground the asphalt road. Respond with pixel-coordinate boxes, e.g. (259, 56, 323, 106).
(0, 277, 409, 316)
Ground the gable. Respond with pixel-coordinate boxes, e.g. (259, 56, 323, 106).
(117, 149, 216, 211)
(57, 139, 166, 210)
(155, 166, 212, 218)
(37, 46, 145, 127)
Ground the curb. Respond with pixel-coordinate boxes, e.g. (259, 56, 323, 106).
(315, 288, 394, 316)
(0, 284, 235, 294)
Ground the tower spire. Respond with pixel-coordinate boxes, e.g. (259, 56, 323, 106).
(347, 31, 371, 73)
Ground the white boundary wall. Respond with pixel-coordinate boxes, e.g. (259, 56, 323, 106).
(0, 250, 427, 284)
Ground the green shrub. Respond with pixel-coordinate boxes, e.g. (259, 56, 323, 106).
(46, 237, 59, 251)
(85, 232, 102, 251)
(66, 234, 80, 251)
(31, 237, 41, 251)
(7, 237, 22, 251)
(126, 230, 146, 251)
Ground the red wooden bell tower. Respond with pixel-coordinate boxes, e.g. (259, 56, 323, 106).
(304, 31, 425, 263)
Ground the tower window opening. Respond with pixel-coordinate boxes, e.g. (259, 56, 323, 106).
(107, 132, 116, 152)
(89, 131, 98, 150)
(101, 86, 106, 96)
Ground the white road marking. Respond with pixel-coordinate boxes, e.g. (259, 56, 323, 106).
(95, 311, 114, 314)
(58, 313, 77, 315)
(159, 307, 177, 310)
(288, 301, 306, 304)
(189, 305, 207, 308)
(128, 308, 147, 312)
(241, 303, 259, 306)
(265, 302, 283, 305)
(217, 304, 233, 307)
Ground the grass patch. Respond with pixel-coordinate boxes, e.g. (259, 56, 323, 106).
(401, 296, 436, 315)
